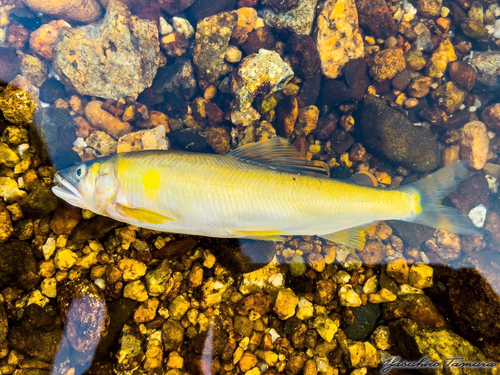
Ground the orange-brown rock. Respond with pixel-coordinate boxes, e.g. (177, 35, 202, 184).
(460, 120, 489, 170)
(481, 103, 500, 129)
(29, 20, 71, 60)
(370, 49, 406, 82)
(23, 0, 102, 23)
(84, 101, 132, 140)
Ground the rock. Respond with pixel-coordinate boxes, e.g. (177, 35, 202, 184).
(225, 45, 243, 63)
(7, 304, 62, 362)
(340, 339, 380, 368)
(371, 326, 392, 350)
(50, 203, 82, 235)
(355, 0, 398, 39)
(342, 58, 370, 101)
(187, 0, 237, 22)
(231, 49, 293, 112)
(0, 142, 20, 169)
(0, 239, 40, 290)
(409, 263, 433, 289)
(339, 284, 362, 307)
(263, 0, 318, 35)
(382, 294, 446, 328)
(206, 126, 231, 154)
(356, 95, 439, 172)
(449, 252, 500, 352)
(389, 318, 491, 373)
(313, 316, 338, 342)
(344, 303, 381, 341)
(417, 0, 442, 17)
(274, 288, 298, 319)
(0, 85, 36, 126)
(23, 0, 101, 23)
(431, 81, 467, 114)
(20, 181, 58, 220)
(460, 121, 489, 170)
(427, 39, 456, 79)
(448, 61, 477, 91)
(162, 319, 184, 351)
(316, 0, 363, 79)
(123, 280, 149, 301)
(117, 126, 169, 153)
(30, 107, 80, 169)
(86, 130, 118, 155)
(386, 258, 409, 284)
(53, 0, 160, 100)
(241, 26, 275, 55)
(285, 34, 321, 79)
(39, 78, 66, 104)
(58, 279, 109, 352)
(391, 69, 412, 91)
(481, 103, 500, 129)
(214, 238, 276, 274)
(313, 111, 339, 140)
(0, 47, 20, 84)
(0, 201, 13, 243)
(405, 50, 427, 71)
(446, 172, 489, 215)
(114, 327, 145, 372)
(407, 76, 432, 98)
(18, 53, 48, 88)
(470, 51, 500, 92)
(370, 49, 406, 82)
(169, 128, 208, 152)
(144, 260, 171, 296)
(0, 303, 7, 343)
(193, 11, 238, 84)
(160, 32, 189, 57)
(153, 59, 197, 101)
(30, 20, 72, 61)
(425, 229, 462, 261)
(231, 107, 261, 127)
(6, 24, 29, 49)
(262, 0, 299, 13)
(85, 101, 132, 140)
(294, 106, 319, 136)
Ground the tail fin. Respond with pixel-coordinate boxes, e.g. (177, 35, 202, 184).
(401, 161, 480, 235)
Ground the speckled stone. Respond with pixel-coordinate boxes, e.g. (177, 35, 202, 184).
(316, 0, 364, 79)
(193, 11, 238, 84)
(23, 0, 102, 23)
(52, 0, 160, 100)
(231, 49, 293, 111)
(263, 0, 318, 35)
(460, 120, 489, 170)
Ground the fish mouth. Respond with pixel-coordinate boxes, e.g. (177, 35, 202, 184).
(52, 172, 84, 208)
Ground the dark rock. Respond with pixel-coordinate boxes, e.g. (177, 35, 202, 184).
(69, 216, 122, 246)
(380, 271, 398, 295)
(38, 78, 66, 103)
(356, 95, 439, 172)
(448, 61, 477, 91)
(471, 51, 500, 93)
(159, 0, 197, 14)
(151, 237, 198, 260)
(355, 0, 397, 39)
(391, 69, 412, 91)
(236, 293, 273, 315)
(234, 315, 254, 337)
(342, 58, 370, 101)
(444, 173, 489, 215)
(389, 318, 490, 372)
(449, 252, 500, 345)
(169, 128, 208, 152)
(276, 95, 299, 138)
(330, 129, 354, 154)
(388, 221, 435, 248)
(285, 34, 321, 79)
(193, 317, 226, 356)
(187, 0, 237, 22)
(241, 26, 275, 55)
(8, 304, 63, 362)
(344, 303, 381, 341)
(152, 58, 197, 100)
(317, 79, 353, 116)
(298, 72, 321, 106)
(0, 302, 8, 343)
(162, 319, 184, 351)
(314, 279, 336, 305)
(262, 0, 298, 13)
(6, 24, 29, 49)
(30, 107, 79, 170)
(330, 165, 352, 180)
(153, 91, 188, 118)
(58, 279, 109, 353)
(8, 7, 42, 31)
(19, 181, 58, 219)
(0, 48, 20, 84)
(313, 111, 339, 140)
(382, 294, 446, 328)
(212, 238, 277, 274)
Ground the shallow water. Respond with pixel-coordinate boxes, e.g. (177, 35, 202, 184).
(1, 0, 500, 374)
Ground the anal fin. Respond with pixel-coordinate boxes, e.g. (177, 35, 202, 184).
(320, 225, 370, 249)
(114, 204, 175, 225)
(234, 229, 284, 241)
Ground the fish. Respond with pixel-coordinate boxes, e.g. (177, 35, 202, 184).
(52, 137, 478, 249)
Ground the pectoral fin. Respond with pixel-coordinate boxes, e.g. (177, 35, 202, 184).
(114, 204, 175, 225)
(320, 225, 370, 249)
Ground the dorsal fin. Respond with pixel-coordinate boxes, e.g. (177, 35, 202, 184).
(227, 137, 330, 177)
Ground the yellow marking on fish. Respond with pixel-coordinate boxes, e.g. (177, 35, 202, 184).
(116, 204, 174, 224)
(117, 158, 130, 177)
(410, 193, 422, 215)
(234, 229, 283, 240)
(142, 169, 161, 198)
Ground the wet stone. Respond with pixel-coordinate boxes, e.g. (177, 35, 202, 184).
(0, 47, 20, 84)
(241, 25, 275, 55)
(38, 78, 66, 103)
(187, 0, 237, 22)
(0, 239, 40, 290)
(470, 51, 500, 92)
(460, 121, 489, 170)
(0, 201, 13, 243)
(409, 263, 433, 289)
(85, 101, 132, 140)
(263, 0, 318, 35)
(370, 48, 406, 82)
(355, 0, 398, 39)
(262, 0, 299, 13)
(342, 58, 370, 101)
(286, 35, 321, 79)
(481, 103, 500, 129)
(0, 85, 36, 126)
(391, 69, 412, 91)
(162, 319, 185, 351)
(448, 60, 477, 91)
(20, 181, 58, 219)
(382, 293, 446, 328)
(153, 58, 197, 101)
(274, 288, 298, 320)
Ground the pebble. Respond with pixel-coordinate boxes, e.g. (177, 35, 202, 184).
(231, 7, 258, 45)
(118, 258, 148, 281)
(313, 316, 337, 342)
(6, 24, 29, 49)
(363, 276, 378, 294)
(23, 0, 102, 23)
(371, 326, 392, 350)
(39, 78, 66, 103)
(468, 204, 487, 228)
(427, 39, 456, 79)
(338, 284, 362, 307)
(85, 130, 118, 156)
(470, 51, 500, 92)
(460, 120, 489, 170)
(294, 106, 319, 136)
(159, 17, 173, 35)
(52, 0, 160, 100)
(385, 258, 409, 284)
(263, 0, 317, 35)
(231, 49, 293, 112)
(431, 81, 467, 115)
(448, 60, 476, 91)
(161, 32, 189, 57)
(123, 280, 149, 301)
(85, 101, 132, 140)
(193, 11, 238, 84)
(117, 126, 169, 153)
(18, 53, 48, 87)
(134, 298, 159, 323)
(0, 85, 36, 126)
(54, 248, 78, 270)
(370, 48, 406, 82)
(408, 263, 433, 289)
(296, 297, 314, 320)
(172, 17, 194, 40)
(0, 201, 13, 243)
(316, 0, 363, 79)
(343, 340, 380, 368)
(417, 0, 442, 17)
(356, 0, 397, 39)
(273, 288, 298, 320)
(481, 103, 500, 129)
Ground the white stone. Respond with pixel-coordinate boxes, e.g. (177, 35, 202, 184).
(159, 17, 173, 35)
(468, 204, 487, 228)
(172, 17, 194, 39)
(43, 237, 57, 260)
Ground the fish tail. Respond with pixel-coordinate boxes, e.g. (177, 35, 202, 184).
(401, 160, 479, 235)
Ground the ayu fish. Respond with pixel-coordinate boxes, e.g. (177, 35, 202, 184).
(52, 138, 477, 249)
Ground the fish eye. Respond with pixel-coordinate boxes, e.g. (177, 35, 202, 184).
(75, 165, 86, 180)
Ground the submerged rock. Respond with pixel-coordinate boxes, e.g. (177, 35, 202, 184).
(356, 95, 439, 172)
(0, 85, 36, 126)
(316, 0, 364, 79)
(263, 0, 318, 35)
(0, 240, 40, 290)
(53, 0, 160, 100)
(471, 51, 500, 92)
(23, 0, 102, 23)
(231, 49, 293, 111)
(355, 0, 397, 39)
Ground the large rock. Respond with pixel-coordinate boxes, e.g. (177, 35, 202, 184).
(22, 0, 101, 23)
(52, 0, 160, 100)
(389, 319, 492, 374)
(355, 0, 397, 39)
(0, 240, 40, 290)
(471, 51, 500, 93)
(263, 0, 318, 35)
(316, 0, 364, 79)
(356, 95, 439, 172)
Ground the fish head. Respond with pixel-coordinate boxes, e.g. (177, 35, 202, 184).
(52, 158, 119, 213)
